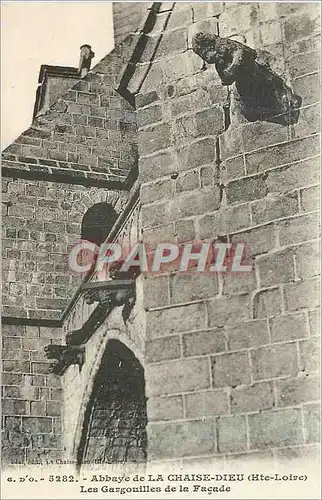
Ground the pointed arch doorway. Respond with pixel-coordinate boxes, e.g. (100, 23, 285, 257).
(76, 340, 147, 469)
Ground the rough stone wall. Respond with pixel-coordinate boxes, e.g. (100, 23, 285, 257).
(2, 178, 126, 320)
(35, 74, 80, 117)
(113, 2, 150, 45)
(133, 2, 321, 464)
(44, 76, 79, 109)
(1, 324, 63, 465)
(2, 1, 320, 470)
(60, 282, 146, 463)
(2, 35, 138, 185)
(1, 33, 142, 321)
(60, 202, 145, 462)
(1, 27, 142, 467)
(79, 339, 147, 466)
(1, 179, 127, 465)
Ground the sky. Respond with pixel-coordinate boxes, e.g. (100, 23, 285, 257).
(1, 1, 115, 150)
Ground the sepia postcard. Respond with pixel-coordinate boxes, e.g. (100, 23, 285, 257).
(1, 1, 321, 499)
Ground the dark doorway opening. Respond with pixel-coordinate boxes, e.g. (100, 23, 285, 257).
(81, 203, 118, 246)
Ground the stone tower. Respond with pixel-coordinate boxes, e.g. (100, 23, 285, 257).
(2, 2, 320, 469)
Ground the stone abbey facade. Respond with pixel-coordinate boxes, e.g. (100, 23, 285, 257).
(1, 2, 320, 469)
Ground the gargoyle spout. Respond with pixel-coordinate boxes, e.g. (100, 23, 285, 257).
(192, 33, 257, 86)
(192, 32, 302, 125)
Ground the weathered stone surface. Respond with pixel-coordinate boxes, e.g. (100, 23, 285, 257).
(199, 204, 251, 238)
(146, 358, 210, 396)
(170, 274, 218, 303)
(176, 170, 199, 192)
(256, 248, 295, 287)
(276, 376, 320, 407)
(284, 278, 320, 311)
(277, 213, 320, 246)
(241, 120, 289, 153)
(155, 28, 188, 58)
(269, 312, 309, 342)
(226, 320, 269, 350)
(195, 107, 225, 137)
(251, 192, 299, 225)
(146, 302, 207, 339)
(147, 395, 184, 421)
(178, 137, 217, 169)
(219, 128, 243, 160)
(249, 409, 303, 448)
(207, 294, 251, 328)
(246, 136, 320, 176)
(212, 352, 251, 388)
(231, 224, 275, 256)
(192, 2, 224, 22)
(251, 343, 298, 380)
(185, 390, 229, 418)
(170, 186, 221, 219)
(303, 404, 320, 443)
(253, 287, 283, 318)
(143, 276, 169, 309)
(146, 336, 181, 363)
(222, 271, 257, 295)
(163, 52, 204, 83)
(308, 308, 320, 337)
(299, 337, 320, 374)
(300, 185, 320, 213)
(216, 415, 247, 453)
(231, 382, 274, 413)
(221, 156, 245, 182)
(140, 178, 173, 205)
(148, 419, 214, 460)
(138, 123, 172, 156)
(137, 104, 163, 128)
(139, 151, 177, 182)
(175, 219, 196, 242)
(227, 174, 268, 204)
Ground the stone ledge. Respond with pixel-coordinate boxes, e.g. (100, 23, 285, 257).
(1, 162, 130, 190)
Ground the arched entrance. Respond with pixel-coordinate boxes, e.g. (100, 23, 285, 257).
(76, 340, 147, 468)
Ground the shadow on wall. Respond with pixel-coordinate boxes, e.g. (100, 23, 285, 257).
(192, 33, 302, 126)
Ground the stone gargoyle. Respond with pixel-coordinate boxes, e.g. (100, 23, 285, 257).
(192, 33, 302, 125)
(83, 284, 134, 308)
(44, 344, 85, 375)
(82, 260, 139, 315)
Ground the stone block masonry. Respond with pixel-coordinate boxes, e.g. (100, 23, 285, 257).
(1, 34, 140, 321)
(1, 1, 320, 471)
(2, 34, 139, 186)
(1, 324, 63, 465)
(2, 178, 126, 320)
(1, 26, 139, 467)
(113, 3, 150, 46)
(136, 1, 320, 464)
